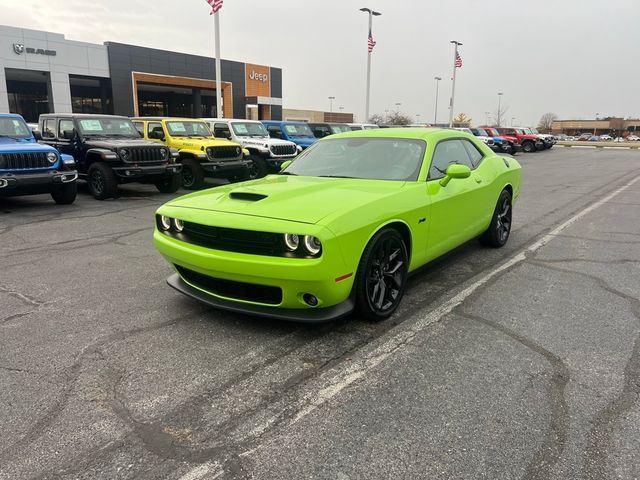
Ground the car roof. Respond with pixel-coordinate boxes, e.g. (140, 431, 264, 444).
(324, 127, 477, 142)
(40, 113, 130, 120)
(309, 122, 351, 126)
(131, 117, 207, 122)
(262, 120, 308, 125)
(201, 118, 261, 123)
(0, 113, 24, 119)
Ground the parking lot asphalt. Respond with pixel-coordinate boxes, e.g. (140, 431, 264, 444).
(1, 148, 639, 480)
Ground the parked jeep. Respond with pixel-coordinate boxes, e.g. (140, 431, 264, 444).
(307, 123, 352, 139)
(496, 127, 544, 153)
(261, 120, 317, 150)
(38, 114, 181, 200)
(132, 117, 250, 190)
(203, 119, 300, 179)
(461, 127, 495, 150)
(481, 127, 522, 155)
(1, 113, 77, 204)
(524, 127, 556, 149)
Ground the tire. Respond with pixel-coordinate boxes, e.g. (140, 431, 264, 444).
(247, 155, 268, 180)
(87, 162, 118, 200)
(522, 141, 535, 153)
(355, 228, 409, 322)
(51, 181, 77, 205)
(155, 174, 181, 193)
(181, 158, 205, 190)
(479, 190, 512, 248)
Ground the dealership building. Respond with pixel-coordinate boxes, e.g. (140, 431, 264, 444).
(0, 25, 283, 122)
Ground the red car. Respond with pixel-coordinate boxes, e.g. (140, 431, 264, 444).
(481, 127, 522, 155)
(496, 127, 544, 153)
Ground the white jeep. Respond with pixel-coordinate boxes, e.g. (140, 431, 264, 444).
(203, 119, 300, 179)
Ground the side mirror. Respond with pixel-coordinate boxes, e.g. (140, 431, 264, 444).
(280, 160, 292, 171)
(149, 130, 165, 141)
(33, 130, 43, 141)
(62, 129, 75, 140)
(439, 163, 471, 187)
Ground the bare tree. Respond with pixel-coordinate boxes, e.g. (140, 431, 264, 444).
(387, 111, 412, 126)
(538, 112, 558, 133)
(494, 104, 510, 127)
(368, 113, 385, 125)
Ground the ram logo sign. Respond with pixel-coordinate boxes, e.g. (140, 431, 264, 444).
(13, 43, 57, 56)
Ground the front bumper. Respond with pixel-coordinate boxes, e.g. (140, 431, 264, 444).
(0, 170, 77, 194)
(201, 159, 251, 175)
(112, 163, 181, 180)
(154, 227, 356, 321)
(167, 274, 354, 322)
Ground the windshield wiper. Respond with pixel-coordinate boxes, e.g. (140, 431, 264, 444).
(318, 175, 355, 179)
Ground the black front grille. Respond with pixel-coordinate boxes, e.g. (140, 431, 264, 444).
(207, 146, 243, 160)
(270, 144, 297, 157)
(127, 147, 165, 163)
(180, 221, 284, 256)
(0, 152, 52, 170)
(176, 265, 282, 305)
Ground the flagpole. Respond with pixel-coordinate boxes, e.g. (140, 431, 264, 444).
(214, 11, 223, 118)
(360, 8, 381, 123)
(448, 40, 462, 127)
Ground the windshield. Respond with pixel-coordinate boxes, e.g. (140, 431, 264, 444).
(529, 128, 541, 134)
(231, 122, 268, 137)
(330, 125, 353, 134)
(283, 124, 314, 137)
(516, 128, 527, 135)
(485, 128, 500, 136)
(77, 118, 140, 137)
(0, 117, 32, 138)
(282, 137, 426, 181)
(166, 121, 212, 137)
(473, 128, 489, 136)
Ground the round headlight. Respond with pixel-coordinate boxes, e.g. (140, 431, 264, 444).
(173, 218, 184, 232)
(283, 233, 300, 251)
(119, 148, 130, 160)
(159, 215, 171, 231)
(160, 148, 168, 159)
(303, 236, 322, 256)
(46, 152, 57, 164)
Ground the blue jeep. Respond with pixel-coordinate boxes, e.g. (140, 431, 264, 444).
(262, 120, 317, 150)
(0, 113, 77, 204)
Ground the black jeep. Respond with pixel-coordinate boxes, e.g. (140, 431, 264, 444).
(38, 114, 182, 200)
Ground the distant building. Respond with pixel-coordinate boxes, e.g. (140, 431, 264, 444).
(552, 118, 640, 136)
(283, 108, 354, 123)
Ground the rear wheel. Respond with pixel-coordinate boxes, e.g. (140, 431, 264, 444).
(181, 158, 205, 190)
(355, 228, 408, 322)
(87, 162, 118, 200)
(51, 181, 77, 205)
(522, 141, 535, 153)
(247, 155, 268, 179)
(479, 190, 512, 248)
(155, 174, 181, 193)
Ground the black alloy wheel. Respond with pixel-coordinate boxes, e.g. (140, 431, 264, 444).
(182, 159, 204, 190)
(87, 162, 117, 200)
(247, 155, 268, 180)
(522, 141, 535, 153)
(355, 228, 408, 321)
(480, 190, 512, 247)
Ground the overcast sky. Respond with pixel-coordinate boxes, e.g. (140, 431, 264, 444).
(1, 0, 637, 124)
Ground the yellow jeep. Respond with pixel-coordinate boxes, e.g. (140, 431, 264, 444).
(132, 117, 251, 189)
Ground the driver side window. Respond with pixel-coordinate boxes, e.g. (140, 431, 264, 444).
(428, 139, 473, 179)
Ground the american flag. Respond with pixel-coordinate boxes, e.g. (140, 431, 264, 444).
(455, 52, 463, 68)
(368, 28, 376, 53)
(206, 0, 223, 14)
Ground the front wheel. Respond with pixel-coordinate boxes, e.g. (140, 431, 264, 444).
(155, 174, 181, 193)
(87, 162, 118, 200)
(479, 190, 512, 248)
(181, 158, 205, 190)
(51, 181, 77, 205)
(247, 155, 268, 180)
(522, 141, 535, 153)
(355, 228, 408, 322)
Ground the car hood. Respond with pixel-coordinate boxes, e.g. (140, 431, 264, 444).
(84, 138, 161, 150)
(166, 175, 407, 225)
(240, 137, 297, 148)
(170, 137, 241, 150)
(0, 137, 56, 153)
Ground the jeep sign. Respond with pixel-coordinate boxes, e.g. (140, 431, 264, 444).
(13, 43, 57, 56)
(249, 70, 268, 83)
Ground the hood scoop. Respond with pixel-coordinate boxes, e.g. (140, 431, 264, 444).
(229, 191, 268, 202)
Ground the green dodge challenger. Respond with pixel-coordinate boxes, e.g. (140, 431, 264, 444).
(154, 128, 521, 322)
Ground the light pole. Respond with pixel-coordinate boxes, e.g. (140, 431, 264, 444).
(496, 92, 503, 127)
(416, 113, 421, 124)
(448, 40, 463, 127)
(511, 117, 516, 126)
(594, 112, 599, 135)
(395, 102, 402, 112)
(328, 96, 335, 121)
(485, 111, 491, 126)
(360, 8, 382, 122)
(434, 76, 442, 125)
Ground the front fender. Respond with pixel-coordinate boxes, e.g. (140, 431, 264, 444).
(86, 148, 119, 161)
